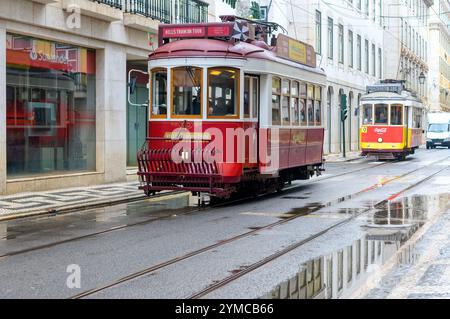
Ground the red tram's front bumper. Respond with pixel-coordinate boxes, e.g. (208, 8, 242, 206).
(137, 149, 233, 197)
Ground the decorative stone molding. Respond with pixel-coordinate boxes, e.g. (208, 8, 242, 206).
(62, 0, 123, 22)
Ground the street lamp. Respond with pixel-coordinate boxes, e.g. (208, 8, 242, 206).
(419, 72, 426, 85)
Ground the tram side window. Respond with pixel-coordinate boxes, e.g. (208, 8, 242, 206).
(374, 104, 388, 125)
(244, 77, 250, 118)
(363, 104, 373, 125)
(282, 79, 291, 126)
(291, 81, 300, 126)
(172, 67, 202, 117)
(300, 83, 307, 126)
(252, 77, 259, 118)
(412, 107, 422, 129)
(314, 86, 322, 126)
(208, 68, 239, 117)
(307, 100, 314, 125)
(151, 69, 167, 117)
(272, 77, 281, 125)
(390, 104, 403, 125)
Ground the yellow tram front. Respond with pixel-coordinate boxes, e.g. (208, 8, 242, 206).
(359, 81, 424, 160)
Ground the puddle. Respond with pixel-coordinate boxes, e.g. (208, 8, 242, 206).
(262, 193, 450, 299)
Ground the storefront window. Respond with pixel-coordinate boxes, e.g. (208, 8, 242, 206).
(6, 33, 96, 177)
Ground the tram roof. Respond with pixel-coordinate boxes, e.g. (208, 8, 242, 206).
(361, 91, 423, 105)
(149, 38, 325, 76)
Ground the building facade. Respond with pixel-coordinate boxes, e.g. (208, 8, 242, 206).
(382, 0, 433, 107)
(428, 0, 450, 112)
(0, 0, 212, 195)
(260, 0, 384, 154)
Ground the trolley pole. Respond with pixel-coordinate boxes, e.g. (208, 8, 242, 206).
(341, 94, 348, 158)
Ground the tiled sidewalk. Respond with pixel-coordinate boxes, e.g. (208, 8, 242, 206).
(0, 182, 145, 220)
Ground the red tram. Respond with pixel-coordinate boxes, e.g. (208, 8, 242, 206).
(137, 18, 326, 198)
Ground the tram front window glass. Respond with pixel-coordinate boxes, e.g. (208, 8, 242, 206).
(363, 104, 373, 125)
(172, 67, 202, 117)
(208, 68, 239, 117)
(390, 104, 403, 125)
(6, 33, 96, 177)
(151, 69, 167, 117)
(374, 104, 388, 125)
(272, 77, 281, 125)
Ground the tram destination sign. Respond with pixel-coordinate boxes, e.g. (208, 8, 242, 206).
(159, 23, 234, 46)
(276, 34, 316, 68)
(367, 83, 403, 94)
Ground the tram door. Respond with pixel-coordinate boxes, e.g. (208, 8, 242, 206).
(404, 105, 409, 149)
(244, 75, 260, 168)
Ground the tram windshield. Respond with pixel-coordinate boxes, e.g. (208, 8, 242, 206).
(362, 104, 373, 125)
(208, 68, 239, 117)
(172, 66, 202, 116)
(390, 104, 403, 125)
(374, 104, 388, 125)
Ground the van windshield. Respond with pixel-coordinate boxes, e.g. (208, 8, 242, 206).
(428, 123, 450, 133)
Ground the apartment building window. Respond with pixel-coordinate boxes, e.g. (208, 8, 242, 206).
(328, 17, 334, 60)
(371, 44, 376, 76)
(338, 24, 344, 64)
(357, 35, 362, 71)
(364, 0, 369, 15)
(372, 0, 376, 21)
(316, 10, 322, 55)
(378, 48, 382, 79)
(348, 30, 354, 68)
(365, 39, 369, 74)
(357, 0, 361, 10)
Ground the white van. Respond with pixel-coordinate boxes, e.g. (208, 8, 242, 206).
(426, 113, 450, 149)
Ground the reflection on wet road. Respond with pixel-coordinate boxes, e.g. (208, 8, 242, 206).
(265, 194, 450, 299)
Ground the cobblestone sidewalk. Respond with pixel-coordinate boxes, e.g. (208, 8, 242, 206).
(0, 182, 145, 219)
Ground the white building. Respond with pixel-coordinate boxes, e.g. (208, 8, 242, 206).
(382, 0, 433, 108)
(0, 0, 214, 195)
(428, 0, 450, 112)
(258, 0, 384, 154)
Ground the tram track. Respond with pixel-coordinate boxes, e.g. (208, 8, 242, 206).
(0, 155, 399, 260)
(69, 152, 450, 299)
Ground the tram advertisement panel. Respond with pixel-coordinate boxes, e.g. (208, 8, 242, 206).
(360, 126, 405, 150)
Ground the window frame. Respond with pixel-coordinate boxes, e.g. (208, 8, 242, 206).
(171, 66, 204, 120)
(389, 104, 404, 126)
(150, 67, 168, 119)
(272, 76, 282, 126)
(207, 67, 240, 120)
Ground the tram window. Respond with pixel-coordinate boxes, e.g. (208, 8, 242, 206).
(151, 69, 167, 117)
(374, 104, 388, 125)
(252, 77, 259, 118)
(300, 99, 307, 126)
(314, 101, 322, 126)
(307, 100, 314, 125)
(362, 104, 373, 125)
(172, 67, 202, 117)
(413, 107, 422, 129)
(291, 98, 300, 126)
(272, 77, 281, 125)
(291, 81, 299, 126)
(390, 104, 403, 125)
(282, 80, 291, 126)
(244, 77, 250, 118)
(208, 68, 239, 117)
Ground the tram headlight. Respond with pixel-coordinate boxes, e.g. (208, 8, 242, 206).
(378, 137, 383, 143)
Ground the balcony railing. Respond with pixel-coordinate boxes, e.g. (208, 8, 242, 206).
(86, 0, 209, 24)
(125, 0, 171, 23)
(92, 0, 123, 10)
